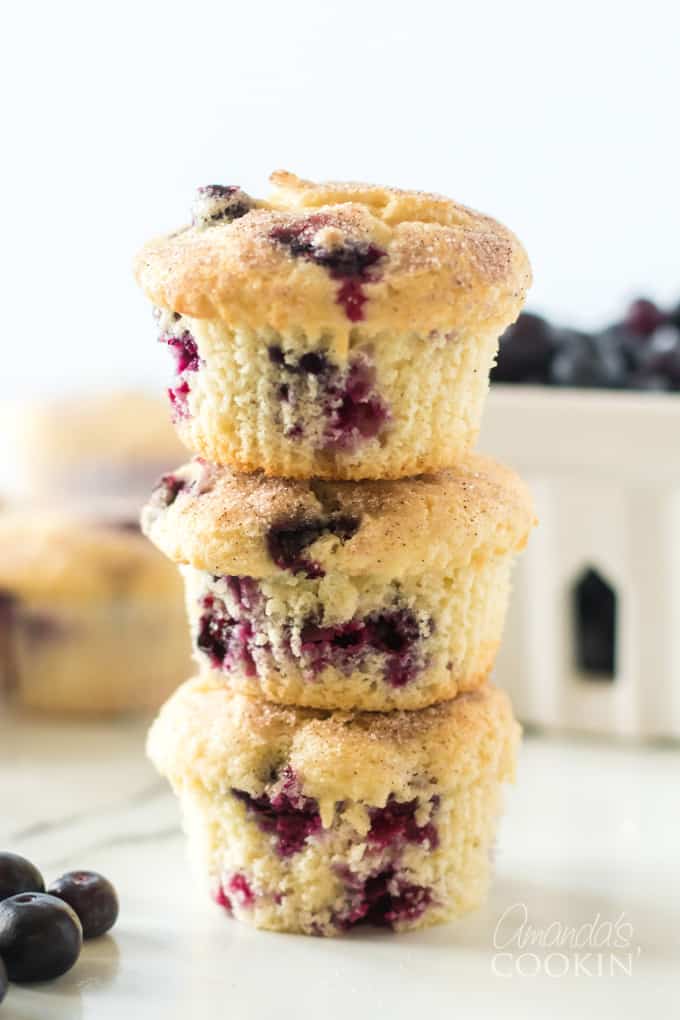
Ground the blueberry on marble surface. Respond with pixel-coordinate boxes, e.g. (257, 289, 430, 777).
(0, 892, 82, 982)
(0, 852, 45, 902)
(48, 871, 119, 940)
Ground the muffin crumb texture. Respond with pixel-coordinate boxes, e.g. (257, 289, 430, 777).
(148, 678, 519, 934)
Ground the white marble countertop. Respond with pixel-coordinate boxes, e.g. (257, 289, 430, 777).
(0, 712, 678, 1020)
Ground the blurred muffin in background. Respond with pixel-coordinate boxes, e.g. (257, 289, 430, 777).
(0, 391, 191, 715)
(0, 392, 185, 516)
(0, 513, 191, 716)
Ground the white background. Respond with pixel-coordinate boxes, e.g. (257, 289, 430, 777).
(2, 0, 679, 395)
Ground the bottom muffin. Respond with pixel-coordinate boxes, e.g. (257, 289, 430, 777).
(148, 676, 519, 935)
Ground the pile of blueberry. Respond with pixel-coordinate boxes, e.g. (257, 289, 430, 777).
(492, 298, 680, 390)
(0, 851, 118, 1002)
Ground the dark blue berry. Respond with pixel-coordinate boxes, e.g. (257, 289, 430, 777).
(266, 516, 359, 577)
(550, 330, 627, 388)
(192, 185, 253, 226)
(153, 473, 186, 509)
(267, 345, 286, 366)
(623, 298, 666, 337)
(0, 852, 44, 902)
(0, 892, 82, 982)
(270, 216, 386, 322)
(298, 352, 328, 375)
(492, 313, 556, 383)
(639, 326, 680, 390)
(48, 871, 119, 940)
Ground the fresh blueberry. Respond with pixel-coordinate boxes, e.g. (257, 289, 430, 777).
(492, 313, 556, 383)
(0, 892, 82, 982)
(594, 324, 645, 375)
(0, 852, 45, 902)
(627, 369, 672, 392)
(639, 326, 680, 389)
(588, 329, 630, 388)
(623, 298, 666, 337)
(48, 871, 119, 939)
(550, 330, 626, 388)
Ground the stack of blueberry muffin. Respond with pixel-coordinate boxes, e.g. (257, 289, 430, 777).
(136, 172, 534, 935)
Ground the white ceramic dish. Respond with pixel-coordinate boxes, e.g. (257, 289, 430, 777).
(481, 385, 680, 739)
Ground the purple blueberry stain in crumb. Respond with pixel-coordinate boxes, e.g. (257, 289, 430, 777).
(165, 332, 200, 374)
(214, 885, 232, 913)
(270, 215, 387, 322)
(152, 473, 187, 509)
(299, 620, 368, 673)
(193, 574, 430, 690)
(224, 575, 261, 614)
(156, 317, 202, 422)
(232, 767, 322, 857)
(0, 590, 16, 627)
(20, 612, 67, 644)
(338, 868, 433, 930)
(191, 185, 254, 228)
(267, 346, 389, 450)
(197, 593, 259, 677)
(167, 379, 191, 420)
(367, 796, 439, 850)
(227, 873, 255, 908)
(298, 606, 429, 688)
(324, 358, 389, 451)
(370, 607, 425, 688)
(266, 515, 359, 578)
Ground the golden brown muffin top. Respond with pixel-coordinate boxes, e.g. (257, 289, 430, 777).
(141, 453, 535, 580)
(135, 171, 531, 345)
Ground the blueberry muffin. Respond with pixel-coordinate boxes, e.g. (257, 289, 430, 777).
(148, 675, 519, 935)
(134, 171, 531, 479)
(0, 513, 191, 715)
(141, 455, 534, 712)
(1, 392, 185, 516)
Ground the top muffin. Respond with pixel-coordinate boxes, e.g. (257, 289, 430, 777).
(135, 172, 531, 479)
